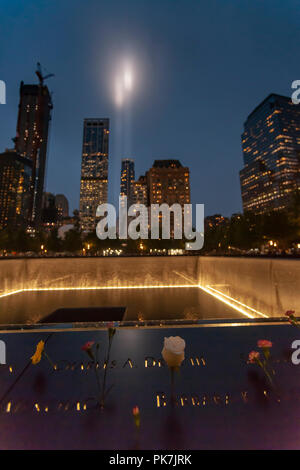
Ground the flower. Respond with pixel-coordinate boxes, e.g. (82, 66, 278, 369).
(81, 341, 95, 351)
(285, 310, 295, 317)
(248, 350, 260, 363)
(81, 341, 95, 360)
(31, 340, 45, 365)
(257, 340, 272, 348)
(132, 406, 140, 429)
(162, 336, 185, 368)
(108, 325, 116, 342)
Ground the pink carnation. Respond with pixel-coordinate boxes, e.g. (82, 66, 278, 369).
(257, 339, 272, 348)
(285, 310, 295, 317)
(248, 351, 260, 363)
(81, 341, 95, 351)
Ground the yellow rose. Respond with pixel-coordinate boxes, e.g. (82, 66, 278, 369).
(31, 340, 45, 365)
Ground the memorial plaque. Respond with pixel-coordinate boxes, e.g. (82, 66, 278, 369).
(0, 319, 299, 449)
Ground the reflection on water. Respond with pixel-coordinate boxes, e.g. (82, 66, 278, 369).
(0, 287, 242, 324)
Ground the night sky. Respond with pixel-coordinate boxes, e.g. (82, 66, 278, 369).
(0, 0, 299, 216)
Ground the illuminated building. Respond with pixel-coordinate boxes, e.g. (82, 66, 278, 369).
(119, 169, 148, 234)
(204, 214, 229, 230)
(120, 158, 135, 205)
(146, 160, 190, 236)
(0, 149, 32, 229)
(14, 81, 53, 225)
(55, 194, 69, 219)
(240, 94, 300, 214)
(41, 192, 58, 228)
(147, 160, 190, 206)
(128, 175, 149, 232)
(79, 118, 109, 232)
(132, 175, 148, 205)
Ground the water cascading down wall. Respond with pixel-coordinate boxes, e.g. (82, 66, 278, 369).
(0, 256, 299, 317)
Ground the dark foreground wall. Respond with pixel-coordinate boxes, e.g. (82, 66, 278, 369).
(0, 256, 299, 316)
(0, 321, 299, 449)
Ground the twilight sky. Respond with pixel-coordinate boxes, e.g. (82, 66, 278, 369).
(0, 0, 299, 216)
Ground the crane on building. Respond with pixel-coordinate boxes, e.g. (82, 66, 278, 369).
(35, 62, 55, 86)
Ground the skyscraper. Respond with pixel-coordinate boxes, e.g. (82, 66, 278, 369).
(14, 80, 53, 225)
(131, 175, 148, 205)
(41, 192, 58, 227)
(240, 94, 300, 214)
(146, 160, 190, 206)
(146, 160, 190, 237)
(55, 194, 69, 219)
(79, 118, 109, 232)
(0, 149, 32, 229)
(120, 158, 135, 205)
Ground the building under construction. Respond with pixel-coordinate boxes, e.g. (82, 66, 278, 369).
(14, 63, 53, 226)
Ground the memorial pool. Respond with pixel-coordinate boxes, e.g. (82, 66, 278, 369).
(0, 285, 262, 324)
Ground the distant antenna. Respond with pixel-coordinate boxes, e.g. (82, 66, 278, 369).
(35, 62, 55, 86)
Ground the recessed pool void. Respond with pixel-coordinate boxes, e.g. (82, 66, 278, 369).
(0, 284, 268, 324)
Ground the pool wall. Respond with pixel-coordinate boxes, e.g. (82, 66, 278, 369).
(0, 256, 298, 316)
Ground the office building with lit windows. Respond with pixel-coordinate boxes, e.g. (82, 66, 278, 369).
(131, 175, 148, 205)
(55, 194, 69, 219)
(15, 81, 53, 225)
(240, 94, 300, 214)
(0, 149, 32, 229)
(146, 160, 190, 236)
(120, 158, 135, 205)
(79, 118, 109, 232)
(146, 160, 190, 206)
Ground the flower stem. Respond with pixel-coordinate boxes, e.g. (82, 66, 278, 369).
(43, 351, 55, 370)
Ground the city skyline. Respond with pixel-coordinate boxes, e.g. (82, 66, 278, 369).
(1, 1, 299, 217)
(1, 73, 299, 230)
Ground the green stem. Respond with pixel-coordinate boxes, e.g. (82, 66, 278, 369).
(43, 351, 55, 370)
(290, 319, 300, 330)
(256, 358, 274, 387)
(170, 367, 176, 406)
(93, 361, 102, 407)
(100, 338, 113, 407)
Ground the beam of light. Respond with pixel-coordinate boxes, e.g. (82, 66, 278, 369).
(115, 76, 124, 108)
(113, 60, 135, 108)
(123, 63, 133, 91)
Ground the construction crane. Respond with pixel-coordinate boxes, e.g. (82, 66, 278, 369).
(35, 62, 55, 86)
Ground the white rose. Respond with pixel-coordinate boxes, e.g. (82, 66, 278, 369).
(162, 336, 185, 368)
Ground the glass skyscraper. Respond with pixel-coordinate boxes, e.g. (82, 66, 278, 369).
(240, 94, 300, 214)
(120, 158, 135, 205)
(79, 118, 109, 232)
